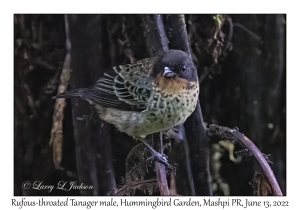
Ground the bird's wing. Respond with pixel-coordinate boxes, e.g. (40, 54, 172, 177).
(88, 57, 158, 111)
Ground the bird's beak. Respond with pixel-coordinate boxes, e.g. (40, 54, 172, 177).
(162, 67, 177, 78)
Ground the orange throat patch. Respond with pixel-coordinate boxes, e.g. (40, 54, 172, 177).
(154, 74, 190, 94)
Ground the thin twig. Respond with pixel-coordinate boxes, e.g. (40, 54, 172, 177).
(233, 23, 262, 42)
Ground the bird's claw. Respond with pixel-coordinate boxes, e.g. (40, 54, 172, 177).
(146, 151, 170, 168)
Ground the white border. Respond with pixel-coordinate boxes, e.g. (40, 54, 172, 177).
(1, 0, 298, 209)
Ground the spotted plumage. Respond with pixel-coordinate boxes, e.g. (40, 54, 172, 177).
(56, 50, 199, 139)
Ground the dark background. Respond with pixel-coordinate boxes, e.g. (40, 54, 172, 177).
(14, 14, 286, 196)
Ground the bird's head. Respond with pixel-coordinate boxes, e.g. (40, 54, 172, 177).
(156, 50, 198, 82)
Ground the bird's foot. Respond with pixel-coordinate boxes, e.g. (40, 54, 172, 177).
(146, 151, 170, 168)
(136, 137, 170, 168)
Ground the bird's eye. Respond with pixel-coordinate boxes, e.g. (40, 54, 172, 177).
(181, 66, 187, 73)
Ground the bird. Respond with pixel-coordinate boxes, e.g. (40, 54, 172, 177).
(56, 50, 199, 166)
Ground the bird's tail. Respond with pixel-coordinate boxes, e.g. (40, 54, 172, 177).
(54, 88, 107, 117)
(54, 88, 89, 100)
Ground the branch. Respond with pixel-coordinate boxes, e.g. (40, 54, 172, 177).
(165, 125, 195, 195)
(164, 14, 191, 56)
(142, 14, 170, 196)
(184, 102, 212, 195)
(49, 53, 70, 169)
(142, 15, 168, 56)
(207, 124, 282, 196)
(165, 14, 212, 195)
(164, 14, 206, 196)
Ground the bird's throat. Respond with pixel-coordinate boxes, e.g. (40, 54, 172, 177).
(154, 74, 189, 95)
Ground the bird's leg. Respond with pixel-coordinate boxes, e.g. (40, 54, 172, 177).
(137, 137, 169, 168)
